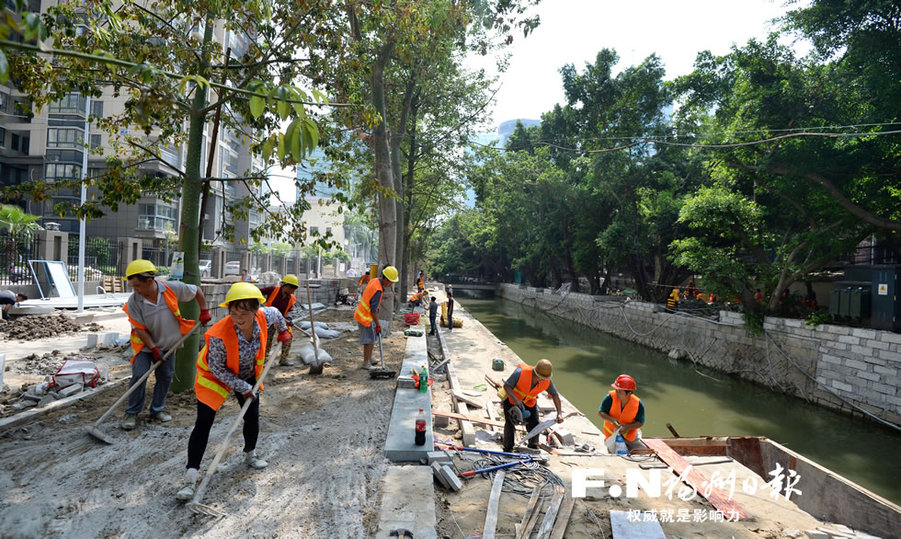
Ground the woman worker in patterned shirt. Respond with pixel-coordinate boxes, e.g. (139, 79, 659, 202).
(176, 282, 292, 502)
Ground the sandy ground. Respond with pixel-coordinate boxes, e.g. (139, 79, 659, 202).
(0, 297, 869, 538)
(0, 306, 406, 538)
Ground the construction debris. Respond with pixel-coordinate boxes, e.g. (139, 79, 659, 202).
(0, 313, 102, 341)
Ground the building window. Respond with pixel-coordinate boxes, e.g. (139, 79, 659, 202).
(45, 163, 81, 180)
(0, 127, 5, 147)
(90, 134, 102, 149)
(47, 127, 84, 148)
(310, 226, 319, 236)
(91, 100, 103, 117)
(137, 202, 177, 230)
(325, 227, 332, 237)
(48, 94, 86, 115)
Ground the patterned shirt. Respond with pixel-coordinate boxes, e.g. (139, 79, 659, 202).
(207, 306, 286, 394)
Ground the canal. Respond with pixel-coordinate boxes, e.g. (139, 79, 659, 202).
(460, 295, 901, 505)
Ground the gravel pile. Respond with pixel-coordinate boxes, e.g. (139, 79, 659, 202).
(0, 313, 103, 341)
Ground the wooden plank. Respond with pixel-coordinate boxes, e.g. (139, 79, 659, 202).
(518, 497, 544, 539)
(435, 409, 524, 432)
(610, 509, 665, 539)
(549, 491, 575, 539)
(433, 409, 506, 429)
(484, 397, 497, 433)
(536, 485, 565, 539)
(643, 438, 750, 519)
(452, 390, 484, 409)
(515, 487, 540, 539)
(482, 470, 505, 539)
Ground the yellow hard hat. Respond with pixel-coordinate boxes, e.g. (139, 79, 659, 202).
(281, 274, 299, 287)
(382, 265, 399, 282)
(125, 259, 157, 279)
(534, 359, 553, 379)
(219, 281, 266, 308)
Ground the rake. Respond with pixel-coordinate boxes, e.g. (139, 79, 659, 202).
(86, 322, 199, 444)
(186, 335, 282, 517)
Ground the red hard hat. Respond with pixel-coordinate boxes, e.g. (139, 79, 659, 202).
(611, 374, 636, 391)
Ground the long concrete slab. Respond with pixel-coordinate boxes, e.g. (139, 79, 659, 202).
(384, 323, 433, 462)
(374, 466, 436, 538)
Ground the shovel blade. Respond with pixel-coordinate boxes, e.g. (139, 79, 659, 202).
(86, 426, 115, 444)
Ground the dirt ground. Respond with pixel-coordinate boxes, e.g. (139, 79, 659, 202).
(0, 306, 407, 538)
(0, 301, 863, 538)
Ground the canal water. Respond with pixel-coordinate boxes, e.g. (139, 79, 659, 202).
(461, 295, 901, 505)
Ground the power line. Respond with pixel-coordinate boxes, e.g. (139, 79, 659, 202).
(472, 127, 901, 153)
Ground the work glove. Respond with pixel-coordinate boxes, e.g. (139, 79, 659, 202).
(285, 316, 292, 326)
(277, 329, 292, 344)
(242, 389, 255, 402)
(508, 406, 523, 425)
(199, 309, 211, 326)
(375, 324, 382, 335)
(151, 346, 164, 363)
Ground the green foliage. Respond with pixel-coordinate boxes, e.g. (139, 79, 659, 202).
(0, 205, 42, 235)
(805, 309, 832, 327)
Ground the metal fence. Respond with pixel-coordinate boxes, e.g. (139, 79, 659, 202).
(0, 231, 40, 286)
(65, 236, 121, 282)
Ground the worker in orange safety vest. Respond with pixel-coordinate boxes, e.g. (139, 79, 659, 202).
(500, 359, 564, 453)
(598, 374, 646, 452)
(354, 265, 398, 369)
(175, 282, 291, 502)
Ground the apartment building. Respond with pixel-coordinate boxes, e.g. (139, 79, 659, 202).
(0, 7, 273, 278)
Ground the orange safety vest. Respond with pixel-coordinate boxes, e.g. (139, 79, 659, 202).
(359, 274, 370, 287)
(264, 286, 296, 314)
(354, 278, 383, 327)
(194, 310, 268, 411)
(505, 364, 550, 407)
(417, 276, 424, 290)
(122, 280, 194, 363)
(602, 390, 641, 442)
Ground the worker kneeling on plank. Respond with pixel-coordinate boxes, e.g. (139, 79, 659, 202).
(176, 282, 291, 502)
(259, 274, 299, 367)
(598, 374, 646, 453)
(121, 259, 210, 431)
(500, 359, 564, 452)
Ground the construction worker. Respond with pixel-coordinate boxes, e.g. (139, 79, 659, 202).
(259, 274, 299, 366)
(416, 270, 425, 293)
(598, 374, 645, 452)
(0, 290, 27, 320)
(121, 259, 210, 431)
(353, 265, 398, 369)
(666, 287, 679, 311)
(445, 293, 454, 331)
(428, 296, 438, 336)
(500, 359, 564, 453)
(358, 271, 371, 295)
(176, 282, 291, 502)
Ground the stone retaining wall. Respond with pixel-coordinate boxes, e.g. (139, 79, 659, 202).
(498, 284, 901, 427)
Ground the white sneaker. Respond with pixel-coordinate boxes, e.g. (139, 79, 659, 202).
(175, 481, 195, 502)
(245, 452, 268, 469)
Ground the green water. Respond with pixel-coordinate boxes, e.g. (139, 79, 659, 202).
(461, 295, 901, 505)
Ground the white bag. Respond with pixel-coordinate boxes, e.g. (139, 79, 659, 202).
(604, 426, 622, 454)
(52, 359, 101, 389)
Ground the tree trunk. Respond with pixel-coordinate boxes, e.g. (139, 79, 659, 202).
(171, 16, 214, 393)
(371, 44, 397, 312)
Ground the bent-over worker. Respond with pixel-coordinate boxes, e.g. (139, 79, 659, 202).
(501, 359, 564, 452)
(121, 259, 209, 431)
(259, 275, 299, 366)
(353, 265, 398, 369)
(0, 290, 27, 320)
(176, 282, 291, 502)
(598, 374, 645, 452)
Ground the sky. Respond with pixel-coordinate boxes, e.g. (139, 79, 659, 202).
(478, 0, 807, 126)
(272, 0, 808, 203)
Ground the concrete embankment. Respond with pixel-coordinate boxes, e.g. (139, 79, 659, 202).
(498, 284, 901, 427)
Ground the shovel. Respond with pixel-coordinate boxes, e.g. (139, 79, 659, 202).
(369, 332, 395, 379)
(87, 322, 199, 444)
